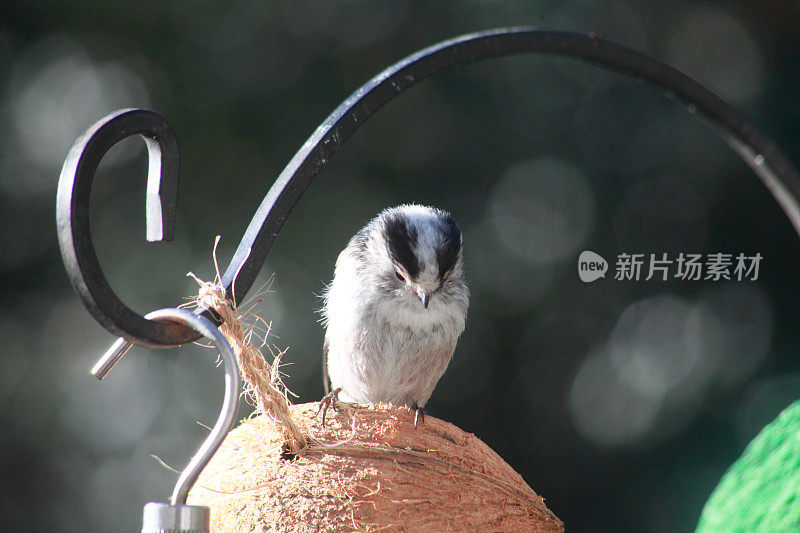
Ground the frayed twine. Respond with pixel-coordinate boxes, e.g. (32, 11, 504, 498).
(186, 236, 308, 454)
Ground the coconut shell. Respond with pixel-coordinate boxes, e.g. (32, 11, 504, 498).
(189, 402, 563, 532)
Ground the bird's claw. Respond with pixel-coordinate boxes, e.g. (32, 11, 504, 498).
(408, 402, 425, 428)
(317, 388, 342, 426)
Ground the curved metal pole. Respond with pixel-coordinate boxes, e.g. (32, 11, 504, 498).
(58, 28, 800, 346)
(222, 27, 800, 305)
(55, 108, 193, 346)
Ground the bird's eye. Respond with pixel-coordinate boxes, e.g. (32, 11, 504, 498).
(395, 270, 405, 282)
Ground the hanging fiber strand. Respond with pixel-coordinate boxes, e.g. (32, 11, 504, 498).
(187, 237, 307, 454)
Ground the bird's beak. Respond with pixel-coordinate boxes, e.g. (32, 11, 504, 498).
(413, 285, 431, 309)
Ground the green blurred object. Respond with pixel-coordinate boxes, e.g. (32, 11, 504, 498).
(697, 399, 800, 532)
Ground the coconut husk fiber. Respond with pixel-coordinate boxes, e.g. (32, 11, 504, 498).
(188, 402, 563, 532)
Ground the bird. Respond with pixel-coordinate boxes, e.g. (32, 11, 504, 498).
(319, 204, 469, 426)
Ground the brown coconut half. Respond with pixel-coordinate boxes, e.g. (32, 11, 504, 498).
(188, 402, 563, 532)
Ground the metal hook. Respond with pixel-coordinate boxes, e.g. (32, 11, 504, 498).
(94, 308, 240, 532)
(55, 108, 195, 346)
(95, 307, 240, 504)
(58, 28, 800, 348)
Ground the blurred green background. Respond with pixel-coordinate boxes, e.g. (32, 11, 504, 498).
(1, 1, 799, 531)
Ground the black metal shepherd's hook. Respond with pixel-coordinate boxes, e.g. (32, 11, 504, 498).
(57, 28, 800, 347)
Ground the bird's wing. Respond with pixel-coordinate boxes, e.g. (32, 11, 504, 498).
(322, 337, 330, 395)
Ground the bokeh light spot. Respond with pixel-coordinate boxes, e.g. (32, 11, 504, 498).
(465, 220, 556, 315)
(666, 5, 765, 105)
(569, 346, 661, 447)
(570, 285, 773, 448)
(3, 35, 150, 198)
(608, 295, 701, 397)
(489, 156, 595, 265)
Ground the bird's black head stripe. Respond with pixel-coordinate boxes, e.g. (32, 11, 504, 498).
(383, 213, 420, 278)
(436, 214, 461, 279)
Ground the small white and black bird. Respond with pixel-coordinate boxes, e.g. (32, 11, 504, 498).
(320, 204, 469, 425)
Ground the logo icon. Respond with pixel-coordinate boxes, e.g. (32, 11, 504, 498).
(578, 251, 608, 282)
